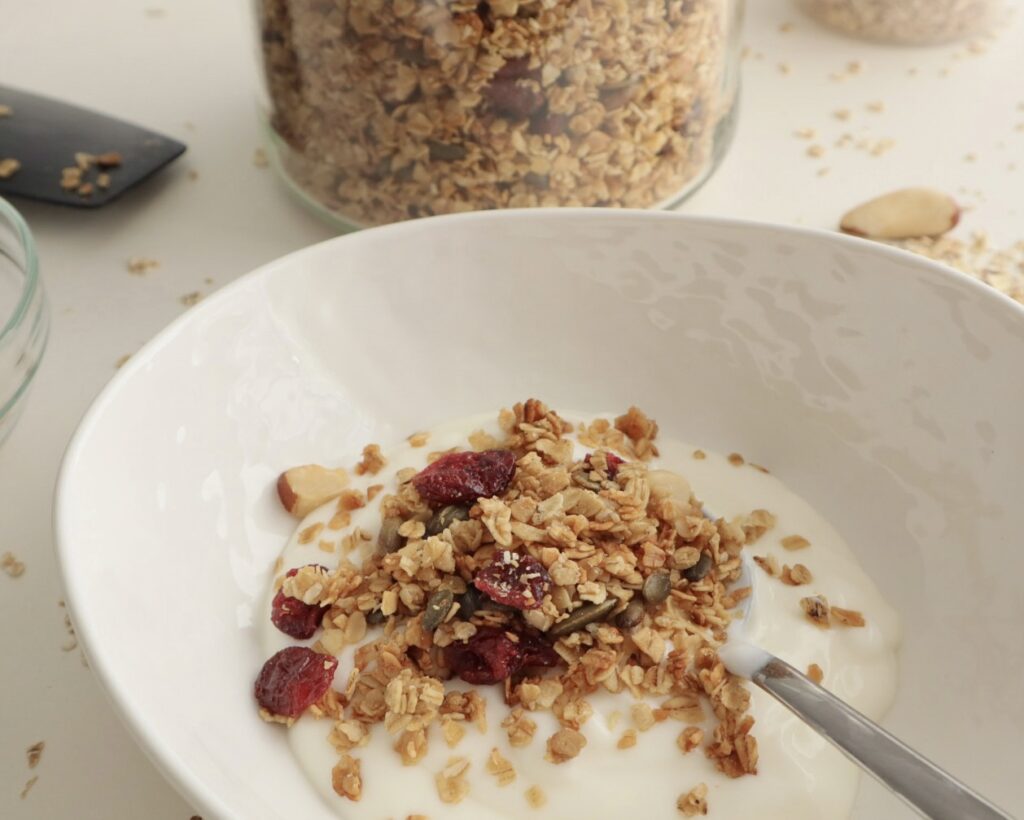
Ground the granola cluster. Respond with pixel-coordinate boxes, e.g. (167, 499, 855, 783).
(258, 400, 782, 813)
(258, 0, 737, 226)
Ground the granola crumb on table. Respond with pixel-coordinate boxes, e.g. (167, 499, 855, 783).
(255, 398, 872, 812)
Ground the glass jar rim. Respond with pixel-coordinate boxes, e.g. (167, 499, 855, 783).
(0, 196, 40, 346)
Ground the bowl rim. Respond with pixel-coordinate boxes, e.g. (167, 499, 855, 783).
(52, 208, 1024, 819)
(0, 196, 39, 344)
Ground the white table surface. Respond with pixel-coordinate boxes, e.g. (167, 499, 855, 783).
(1, 1, 1021, 817)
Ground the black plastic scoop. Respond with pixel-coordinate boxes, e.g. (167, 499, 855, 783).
(0, 86, 186, 208)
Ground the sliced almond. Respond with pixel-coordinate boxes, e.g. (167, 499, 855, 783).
(276, 464, 350, 518)
(840, 188, 960, 240)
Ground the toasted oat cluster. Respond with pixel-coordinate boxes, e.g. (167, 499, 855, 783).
(257, 400, 779, 812)
(259, 0, 734, 226)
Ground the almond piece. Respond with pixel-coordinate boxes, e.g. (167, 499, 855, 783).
(840, 188, 960, 240)
(277, 465, 350, 518)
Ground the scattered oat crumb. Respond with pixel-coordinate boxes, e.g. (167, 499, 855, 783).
(807, 663, 824, 684)
(781, 563, 813, 586)
(96, 172, 111, 189)
(525, 785, 547, 809)
(866, 100, 885, 113)
(0, 104, 12, 117)
(355, 443, 387, 476)
(677, 727, 704, 754)
(188, 169, 199, 181)
(145, 7, 166, 17)
(366, 484, 384, 502)
(806, 144, 826, 159)
(26, 742, 44, 769)
(781, 534, 810, 551)
(253, 148, 270, 168)
(435, 757, 471, 804)
(794, 127, 817, 140)
(180, 291, 202, 307)
(778, 21, 795, 32)
(749, 462, 770, 473)
(847, 61, 862, 74)
(833, 108, 851, 121)
(1, 551, 25, 578)
(816, 167, 831, 177)
(631, 701, 656, 731)
(778, 62, 791, 75)
(486, 747, 516, 786)
(800, 595, 831, 628)
(753, 554, 779, 577)
(114, 353, 132, 369)
(545, 728, 587, 763)
(126, 256, 160, 275)
(96, 151, 122, 168)
(77, 182, 95, 197)
(727, 452, 745, 467)
(964, 153, 977, 163)
(0, 157, 21, 179)
(692, 449, 706, 460)
(75, 152, 95, 170)
(331, 755, 362, 801)
(677, 783, 708, 816)
(20, 775, 38, 799)
(832, 606, 866, 627)
(617, 728, 638, 749)
(408, 431, 430, 448)
(59, 600, 78, 652)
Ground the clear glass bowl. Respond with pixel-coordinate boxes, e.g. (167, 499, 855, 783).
(255, 0, 745, 230)
(0, 197, 48, 447)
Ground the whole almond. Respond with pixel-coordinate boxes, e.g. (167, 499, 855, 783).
(840, 188, 960, 240)
(277, 464, 350, 518)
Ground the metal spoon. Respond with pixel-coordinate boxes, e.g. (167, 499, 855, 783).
(719, 554, 1013, 820)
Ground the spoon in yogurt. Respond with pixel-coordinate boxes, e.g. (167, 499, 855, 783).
(720, 554, 1013, 820)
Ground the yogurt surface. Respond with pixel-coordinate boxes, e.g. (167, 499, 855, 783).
(260, 412, 901, 819)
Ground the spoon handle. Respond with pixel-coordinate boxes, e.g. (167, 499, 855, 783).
(752, 656, 1013, 820)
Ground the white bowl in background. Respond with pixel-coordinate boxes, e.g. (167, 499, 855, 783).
(55, 210, 1024, 819)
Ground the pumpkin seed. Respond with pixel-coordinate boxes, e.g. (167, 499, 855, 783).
(426, 504, 470, 537)
(378, 516, 404, 553)
(548, 598, 617, 637)
(573, 470, 603, 492)
(682, 552, 713, 583)
(642, 571, 671, 604)
(457, 586, 483, 619)
(366, 608, 386, 626)
(423, 588, 455, 630)
(615, 599, 645, 631)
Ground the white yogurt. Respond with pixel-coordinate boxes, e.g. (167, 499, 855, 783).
(260, 413, 901, 819)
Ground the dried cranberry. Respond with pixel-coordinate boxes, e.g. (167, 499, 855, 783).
(412, 449, 516, 508)
(584, 451, 625, 478)
(445, 627, 523, 684)
(485, 57, 545, 120)
(271, 566, 329, 639)
(517, 630, 561, 668)
(474, 551, 550, 610)
(254, 646, 338, 718)
(445, 626, 560, 684)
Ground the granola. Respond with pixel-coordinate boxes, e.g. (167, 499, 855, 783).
(258, 0, 738, 226)
(255, 400, 794, 814)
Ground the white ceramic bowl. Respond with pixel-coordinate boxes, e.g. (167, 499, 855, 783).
(55, 210, 1024, 819)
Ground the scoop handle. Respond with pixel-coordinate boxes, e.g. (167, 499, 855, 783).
(752, 656, 1013, 820)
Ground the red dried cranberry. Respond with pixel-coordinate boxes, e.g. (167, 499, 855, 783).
(485, 57, 545, 120)
(271, 566, 329, 639)
(412, 449, 516, 508)
(445, 627, 523, 684)
(254, 646, 338, 718)
(474, 551, 550, 610)
(517, 630, 561, 668)
(444, 625, 560, 684)
(584, 451, 625, 478)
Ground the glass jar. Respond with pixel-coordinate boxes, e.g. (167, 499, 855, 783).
(797, 0, 1001, 45)
(256, 0, 744, 228)
(0, 197, 47, 448)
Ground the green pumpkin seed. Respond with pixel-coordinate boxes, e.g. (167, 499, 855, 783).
(548, 598, 617, 637)
(378, 516, 404, 553)
(426, 505, 470, 537)
(423, 588, 455, 631)
(457, 586, 483, 620)
(682, 551, 713, 583)
(642, 571, 672, 604)
(573, 471, 603, 492)
(615, 599, 645, 631)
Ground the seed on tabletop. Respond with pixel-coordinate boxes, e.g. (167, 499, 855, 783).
(0, 157, 21, 178)
(26, 741, 44, 769)
(126, 256, 160, 275)
(2, 551, 26, 577)
(180, 291, 203, 307)
(840, 188, 960, 240)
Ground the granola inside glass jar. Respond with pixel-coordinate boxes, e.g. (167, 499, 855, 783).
(257, 0, 744, 228)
